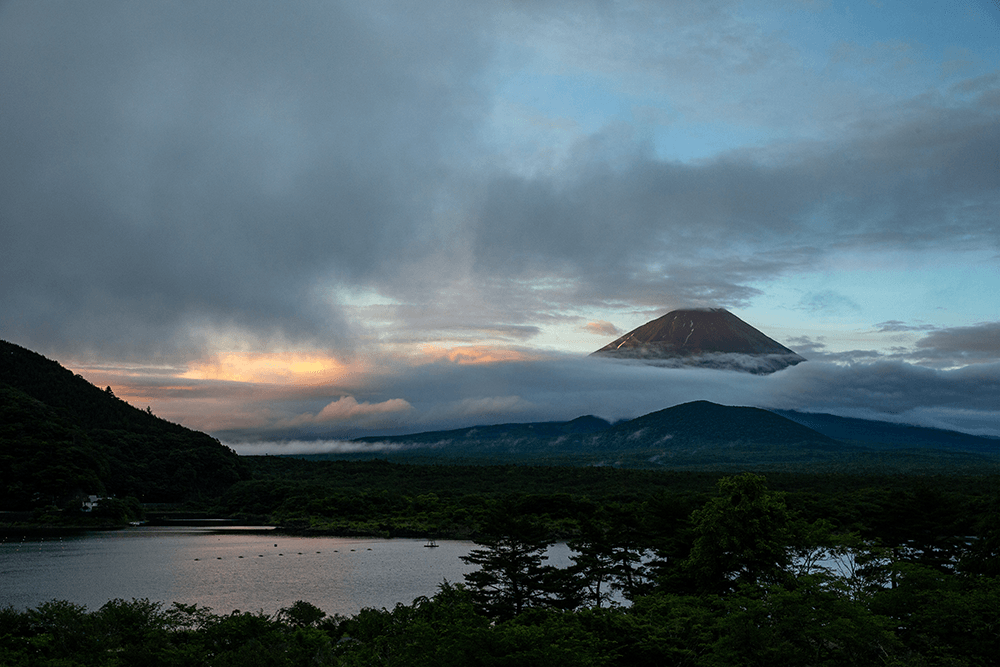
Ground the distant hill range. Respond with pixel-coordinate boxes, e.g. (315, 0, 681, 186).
(342, 400, 999, 473)
(773, 409, 1000, 456)
(0, 340, 248, 509)
(591, 308, 805, 374)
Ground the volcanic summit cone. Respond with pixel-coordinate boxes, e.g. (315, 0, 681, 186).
(591, 308, 805, 374)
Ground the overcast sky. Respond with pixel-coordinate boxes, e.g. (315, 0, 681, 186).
(2, 0, 999, 446)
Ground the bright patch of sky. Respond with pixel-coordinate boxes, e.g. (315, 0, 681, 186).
(530, 244, 1000, 357)
(477, 0, 1000, 360)
(484, 0, 1000, 167)
(743, 248, 1000, 350)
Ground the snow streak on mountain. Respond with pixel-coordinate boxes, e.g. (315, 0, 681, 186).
(591, 309, 805, 375)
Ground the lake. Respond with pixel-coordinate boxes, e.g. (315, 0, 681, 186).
(0, 526, 574, 617)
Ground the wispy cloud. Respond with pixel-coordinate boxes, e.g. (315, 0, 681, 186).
(228, 439, 411, 456)
(283, 396, 414, 426)
(872, 320, 937, 333)
(911, 322, 1000, 367)
(583, 321, 622, 337)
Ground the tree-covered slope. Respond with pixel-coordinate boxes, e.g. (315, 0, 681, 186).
(0, 340, 248, 508)
(314, 400, 999, 473)
(575, 400, 848, 467)
(773, 408, 1000, 455)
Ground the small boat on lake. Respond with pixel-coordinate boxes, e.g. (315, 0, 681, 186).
(424, 539, 439, 548)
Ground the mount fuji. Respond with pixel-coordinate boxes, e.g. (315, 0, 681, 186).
(591, 308, 805, 374)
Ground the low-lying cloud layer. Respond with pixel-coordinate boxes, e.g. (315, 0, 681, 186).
(90, 352, 1000, 447)
(229, 439, 413, 457)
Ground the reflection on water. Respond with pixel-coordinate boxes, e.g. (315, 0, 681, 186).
(1, 527, 532, 616)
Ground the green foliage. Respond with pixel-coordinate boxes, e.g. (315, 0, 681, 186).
(957, 487, 1000, 577)
(679, 473, 795, 593)
(708, 580, 901, 667)
(868, 564, 1000, 666)
(91, 496, 144, 523)
(26, 599, 97, 658)
(330, 584, 613, 667)
(568, 502, 655, 604)
(461, 502, 559, 619)
(277, 600, 326, 628)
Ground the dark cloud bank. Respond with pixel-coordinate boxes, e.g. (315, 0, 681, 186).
(0, 0, 488, 361)
(1, 1, 998, 447)
(2, 0, 998, 362)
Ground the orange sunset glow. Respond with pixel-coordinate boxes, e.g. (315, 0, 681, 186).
(417, 345, 539, 366)
(180, 352, 349, 385)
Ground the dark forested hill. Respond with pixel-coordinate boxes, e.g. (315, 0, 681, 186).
(353, 414, 613, 449)
(321, 400, 1000, 473)
(0, 340, 248, 509)
(595, 400, 836, 448)
(335, 401, 860, 469)
(581, 400, 848, 466)
(773, 408, 1000, 455)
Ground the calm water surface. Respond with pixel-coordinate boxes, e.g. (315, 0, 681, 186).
(0, 527, 572, 616)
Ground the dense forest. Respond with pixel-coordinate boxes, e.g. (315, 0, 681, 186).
(222, 457, 999, 554)
(2, 472, 998, 666)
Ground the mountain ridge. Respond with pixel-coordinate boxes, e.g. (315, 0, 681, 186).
(350, 400, 845, 467)
(1, 339, 249, 509)
(773, 409, 999, 455)
(343, 399, 998, 472)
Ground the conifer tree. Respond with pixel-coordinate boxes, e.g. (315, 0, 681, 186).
(461, 503, 556, 619)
